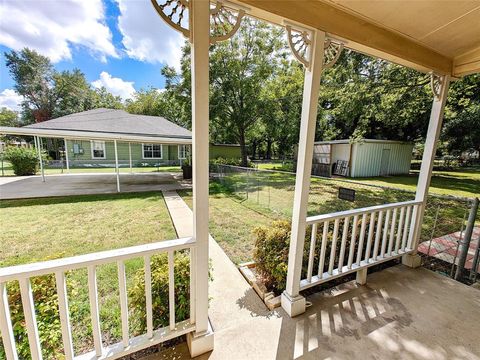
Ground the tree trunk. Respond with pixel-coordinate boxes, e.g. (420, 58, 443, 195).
(239, 132, 248, 167)
(251, 140, 257, 160)
(266, 138, 273, 160)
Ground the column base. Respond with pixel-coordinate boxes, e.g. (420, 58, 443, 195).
(356, 268, 368, 285)
(402, 253, 422, 268)
(281, 291, 306, 317)
(187, 320, 214, 358)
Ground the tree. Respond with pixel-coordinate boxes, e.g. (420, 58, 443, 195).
(0, 108, 20, 127)
(89, 87, 124, 110)
(5, 48, 56, 123)
(209, 19, 286, 165)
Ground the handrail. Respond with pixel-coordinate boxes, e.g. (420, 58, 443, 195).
(306, 200, 422, 224)
(0, 237, 195, 282)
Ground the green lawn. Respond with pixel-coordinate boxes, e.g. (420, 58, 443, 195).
(0, 192, 177, 355)
(253, 162, 480, 199)
(355, 167, 480, 198)
(179, 183, 282, 264)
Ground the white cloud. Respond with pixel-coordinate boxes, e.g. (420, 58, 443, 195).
(0, 89, 23, 112)
(116, 0, 184, 70)
(0, 0, 118, 62)
(92, 71, 136, 100)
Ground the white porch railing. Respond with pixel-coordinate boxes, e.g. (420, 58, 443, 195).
(0, 237, 196, 360)
(300, 200, 422, 291)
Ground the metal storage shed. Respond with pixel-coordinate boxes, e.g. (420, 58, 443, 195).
(312, 139, 414, 178)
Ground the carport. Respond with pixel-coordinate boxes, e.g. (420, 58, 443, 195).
(0, 126, 192, 193)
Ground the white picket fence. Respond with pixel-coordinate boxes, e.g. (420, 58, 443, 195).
(300, 200, 422, 290)
(0, 237, 196, 360)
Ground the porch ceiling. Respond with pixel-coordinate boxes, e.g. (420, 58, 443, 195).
(238, 0, 480, 77)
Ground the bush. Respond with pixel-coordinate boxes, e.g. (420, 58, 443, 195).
(210, 157, 254, 168)
(129, 253, 192, 333)
(253, 219, 363, 294)
(4, 146, 40, 176)
(0, 275, 79, 360)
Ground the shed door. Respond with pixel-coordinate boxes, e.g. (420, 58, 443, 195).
(380, 149, 390, 176)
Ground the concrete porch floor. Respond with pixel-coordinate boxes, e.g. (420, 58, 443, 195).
(155, 191, 480, 360)
(147, 265, 480, 360)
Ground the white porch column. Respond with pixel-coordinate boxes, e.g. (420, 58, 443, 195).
(186, 0, 214, 357)
(114, 140, 120, 193)
(64, 138, 70, 173)
(128, 143, 133, 173)
(403, 74, 450, 268)
(35, 136, 45, 182)
(281, 29, 326, 317)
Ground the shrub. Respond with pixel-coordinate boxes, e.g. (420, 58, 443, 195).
(0, 275, 79, 360)
(4, 146, 40, 176)
(129, 253, 192, 333)
(210, 157, 254, 168)
(253, 219, 364, 294)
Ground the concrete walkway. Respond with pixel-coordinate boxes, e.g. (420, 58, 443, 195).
(0, 172, 191, 199)
(157, 191, 480, 360)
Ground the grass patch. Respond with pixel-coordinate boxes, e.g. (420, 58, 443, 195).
(355, 167, 480, 198)
(179, 182, 283, 264)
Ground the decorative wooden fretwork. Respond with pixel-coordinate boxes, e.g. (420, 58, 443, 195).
(430, 72, 444, 101)
(286, 25, 313, 69)
(151, 0, 191, 39)
(323, 39, 343, 69)
(210, 2, 245, 44)
(151, 0, 245, 44)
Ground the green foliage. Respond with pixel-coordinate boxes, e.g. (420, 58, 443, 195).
(0, 275, 78, 360)
(210, 157, 253, 167)
(0, 107, 20, 127)
(129, 253, 192, 332)
(253, 220, 291, 293)
(3, 146, 39, 175)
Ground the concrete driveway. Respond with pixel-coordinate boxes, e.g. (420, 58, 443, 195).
(0, 172, 191, 199)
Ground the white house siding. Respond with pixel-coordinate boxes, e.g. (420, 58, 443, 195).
(351, 142, 413, 177)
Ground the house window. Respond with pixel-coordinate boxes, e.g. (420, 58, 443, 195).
(178, 144, 187, 159)
(143, 144, 163, 159)
(91, 141, 106, 159)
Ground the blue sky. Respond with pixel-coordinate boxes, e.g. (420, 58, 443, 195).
(0, 0, 185, 110)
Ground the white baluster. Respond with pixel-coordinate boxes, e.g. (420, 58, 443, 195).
(347, 215, 359, 269)
(19, 278, 43, 360)
(117, 261, 129, 347)
(337, 217, 350, 273)
(307, 223, 318, 282)
(0, 282, 18, 360)
(402, 206, 412, 251)
(328, 219, 340, 275)
(189, 247, 196, 325)
(395, 207, 405, 253)
(381, 209, 391, 257)
(87, 265, 103, 357)
(388, 208, 398, 256)
(144, 256, 153, 338)
(364, 212, 376, 262)
(356, 213, 367, 265)
(55, 272, 74, 360)
(373, 210, 384, 260)
(318, 221, 329, 278)
(168, 251, 175, 330)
